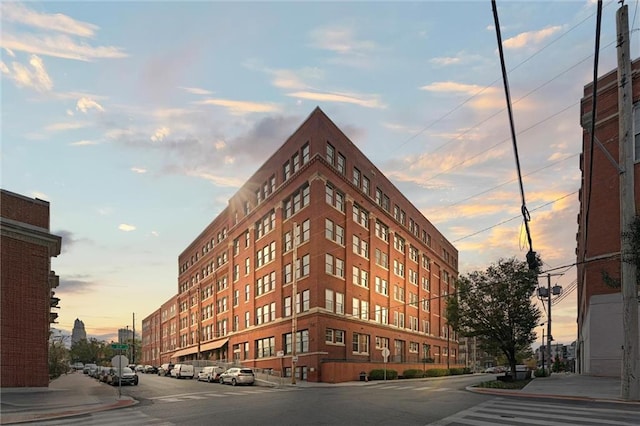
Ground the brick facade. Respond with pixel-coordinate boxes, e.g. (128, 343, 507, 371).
(1, 190, 61, 387)
(142, 108, 460, 382)
(577, 58, 640, 375)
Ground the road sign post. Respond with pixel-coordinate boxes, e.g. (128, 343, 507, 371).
(381, 347, 390, 381)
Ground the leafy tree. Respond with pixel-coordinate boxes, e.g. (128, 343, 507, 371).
(447, 257, 541, 379)
(48, 335, 69, 379)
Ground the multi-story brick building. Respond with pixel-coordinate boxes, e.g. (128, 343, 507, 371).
(143, 108, 460, 382)
(0, 189, 62, 387)
(577, 58, 640, 376)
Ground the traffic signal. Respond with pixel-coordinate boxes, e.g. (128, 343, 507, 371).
(526, 250, 540, 271)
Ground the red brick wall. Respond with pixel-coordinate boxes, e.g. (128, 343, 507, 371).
(1, 190, 55, 387)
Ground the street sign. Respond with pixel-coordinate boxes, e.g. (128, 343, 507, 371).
(381, 347, 390, 361)
(111, 355, 129, 369)
(111, 343, 128, 350)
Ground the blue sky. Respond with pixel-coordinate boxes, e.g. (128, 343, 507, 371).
(2, 1, 638, 346)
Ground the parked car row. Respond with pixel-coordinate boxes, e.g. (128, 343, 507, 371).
(155, 363, 255, 386)
(86, 365, 139, 386)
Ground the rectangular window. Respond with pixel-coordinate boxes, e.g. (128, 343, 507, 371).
(325, 328, 345, 345)
(394, 235, 405, 253)
(284, 330, 309, 354)
(409, 246, 419, 262)
(326, 142, 335, 165)
(375, 276, 388, 296)
(352, 235, 369, 258)
(409, 269, 418, 285)
(394, 260, 405, 278)
(257, 337, 275, 358)
(421, 276, 430, 291)
(295, 289, 310, 313)
(284, 296, 291, 317)
(301, 219, 310, 242)
(376, 337, 389, 349)
(245, 284, 250, 302)
(325, 254, 345, 278)
(244, 311, 250, 328)
(296, 254, 310, 278)
(352, 332, 369, 354)
(325, 183, 345, 212)
(375, 249, 388, 269)
(393, 311, 405, 328)
(302, 143, 310, 164)
(409, 292, 419, 308)
(375, 188, 382, 206)
(352, 204, 369, 229)
(325, 289, 334, 311)
(394, 284, 405, 302)
(353, 167, 360, 187)
(375, 220, 389, 242)
(284, 263, 292, 284)
(283, 161, 291, 181)
(362, 176, 370, 196)
(352, 266, 369, 288)
(292, 153, 300, 173)
(375, 305, 388, 325)
(283, 184, 310, 219)
(337, 153, 346, 174)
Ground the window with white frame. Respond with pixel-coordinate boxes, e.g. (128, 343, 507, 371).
(409, 341, 419, 353)
(284, 296, 291, 317)
(409, 246, 419, 262)
(256, 241, 276, 268)
(375, 336, 389, 349)
(409, 292, 419, 308)
(284, 263, 292, 284)
(283, 231, 292, 252)
(362, 176, 370, 196)
(292, 152, 300, 173)
(245, 311, 250, 328)
(283, 184, 310, 219)
(326, 142, 335, 165)
(296, 289, 310, 313)
(325, 218, 345, 245)
(410, 316, 418, 331)
(325, 254, 345, 278)
(352, 204, 369, 228)
(375, 276, 388, 296)
(394, 284, 405, 302)
(256, 210, 276, 239)
(375, 305, 388, 325)
(422, 298, 430, 312)
(325, 183, 345, 212)
(337, 153, 346, 175)
(352, 266, 369, 288)
(285, 329, 309, 354)
(257, 336, 275, 358)
(283, 160, 291, 181)
(375, 220, 389, 242)
(326, 328, 345, 345)
(375, 188, 383, 206)
(409, 269, 418, 285)
(422, 276, 430, 291)
(353, 167, 360, 187)
(393, 311, 405, 328)
(352, 235, 369, 258)
(352, 332, 370, 354)
(394, 260, 405, 278)
(245, 284, 250, 301)
(394, 235, 405, 253)
(234, 264, 240, 282)
(375, 249, 389, 269)
(352, 297, 369, 320)
(296, 254, 310, 278)
(325, 289, 344, 314)
(302, 143, 310, 164)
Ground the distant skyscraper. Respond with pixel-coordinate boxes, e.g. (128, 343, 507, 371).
(118, 328, 133, 343)
(71, 318, 86, 344)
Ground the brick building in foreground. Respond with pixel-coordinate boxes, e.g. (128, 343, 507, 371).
(1, 189, 62, 387)
(576, 58, 640, 376)
(142, 108, 460, 382)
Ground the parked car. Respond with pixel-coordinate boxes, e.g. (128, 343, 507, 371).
(72, 362, 84, 371)
(219, 368, 255, 386)
(82, 363, 97, 375)
(135, 365, 145, 372)
(144, 365, 158, 374)
(483, 366, 498, 373)
(171, 364, 194, 379)
(107, 367, 139, 386)
(197, 366, 224, 383)
(158, 363, 174, 376)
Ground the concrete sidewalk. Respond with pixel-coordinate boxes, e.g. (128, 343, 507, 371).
(0, 372, 136, 425)
(0, 372, 637, 424)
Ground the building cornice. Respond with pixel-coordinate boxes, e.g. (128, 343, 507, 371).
(0, 216, 61, 256)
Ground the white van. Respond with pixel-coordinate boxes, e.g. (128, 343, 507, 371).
(171, 363, 194, 379)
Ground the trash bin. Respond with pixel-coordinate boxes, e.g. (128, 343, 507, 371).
(359, 372, 367, 381)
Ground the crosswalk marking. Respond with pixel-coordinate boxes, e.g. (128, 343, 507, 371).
(427, 398, 640, 426)
(20, 408, 171, 425)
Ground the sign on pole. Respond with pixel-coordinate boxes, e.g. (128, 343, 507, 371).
(381, 347, 390, 381)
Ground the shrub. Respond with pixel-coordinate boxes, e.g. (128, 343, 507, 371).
(424, 368, 448, 377)
(368, 369, 398, 380)
(402, 369, 425, 379)
(448, 368, 465, 375)
(463, 367, 472, 374)
(534, 368, 548, 377)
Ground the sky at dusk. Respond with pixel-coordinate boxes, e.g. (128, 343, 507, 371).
(2, 1, 638, 347)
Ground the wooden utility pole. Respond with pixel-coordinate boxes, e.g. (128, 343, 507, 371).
(617, 4, 639, 401)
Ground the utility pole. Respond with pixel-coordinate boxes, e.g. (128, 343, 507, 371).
(547, 275, 552, 375)
(291, 222, 299, 385)
(617, 4, 639, 401)
(542, 328, 545, 375)
(132, 312, 135, 365)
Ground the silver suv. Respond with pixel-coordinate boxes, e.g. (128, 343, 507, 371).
(219, 368, 255, 386)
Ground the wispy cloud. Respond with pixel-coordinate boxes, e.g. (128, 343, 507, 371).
(286, 90, 385, 109)
(196, 98, 280, 115)
(1, 54, 52, 91)
(180, 86, 213, 95)
(1, 2, 98, 37)
(504, 26, 563, 49)
(69, 140, 98, 146)
(310, 26, 375, 55)
(131, 167, 147, 174)
(76, 97, 104, 113)
(118, 224, 136, 232)
(151, 127, 170, 142)
(0, 3, 127, 61)
(45, 121, 89, 132)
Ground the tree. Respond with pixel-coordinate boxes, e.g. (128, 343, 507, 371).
(48, 334, 69, 379)
(447, 257, 541, 379)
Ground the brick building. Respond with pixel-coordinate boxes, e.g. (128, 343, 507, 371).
(142, 108, 460, 382)
(1, 189, 62, 387)
(577, 58, 640, 376)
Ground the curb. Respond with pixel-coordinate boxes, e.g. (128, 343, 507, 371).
(465, 386, 640, 406)
(0, 398, 138, 425)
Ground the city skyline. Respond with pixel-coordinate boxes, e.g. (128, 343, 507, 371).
(4, 1, 637, 347)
